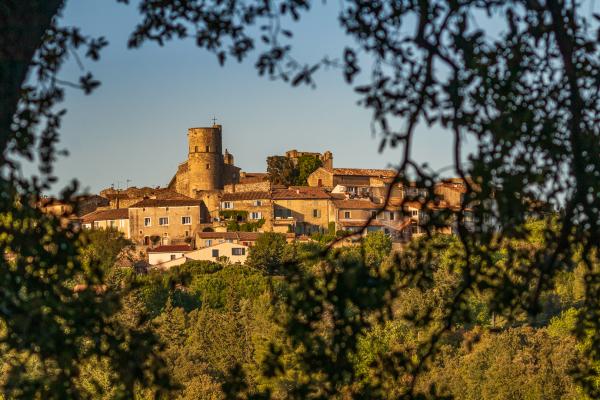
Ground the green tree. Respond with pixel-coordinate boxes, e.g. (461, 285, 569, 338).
(266, 156, 296, 186)
(295, 155, 322, 186)
(246, 232, 288, 274)
(362, 231, 392, 269)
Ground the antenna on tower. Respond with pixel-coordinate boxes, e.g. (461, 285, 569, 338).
(211, 116, 218, 126)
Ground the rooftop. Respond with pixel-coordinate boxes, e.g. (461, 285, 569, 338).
(81, 208, 129, 223)
(332, 199, 382, 210)
(272, 187, 331, 200)
(129, 198, 201, 208)
(148, 244, 192, 253)
(332, 168, 397, 178)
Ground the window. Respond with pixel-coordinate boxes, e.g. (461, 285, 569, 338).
(93, 221, 100, 228)
(206, 145, 210, 152)
(312, 209, 321, 218)
(371, 210, 377, 218)
(159, 217, 169, 226)
(109, 220, 116, 227)
(185, 230, 189, 237)
(232, 247, 245, 256)
(250, 211, 262, 220)
(411, 210, 419, 217)
(253, 200, 262, 206)
(170, 254, 176, 260)
(223, 201, 233, 209)
(194, 146, 198, 152)
(344, 211, 351, 219)
(181, 216, 191, 225)
(317, 179, 322, 187)
(205, 239, 212, 246)
(206, 163, 210, 169)
(212, 249, 219, 258)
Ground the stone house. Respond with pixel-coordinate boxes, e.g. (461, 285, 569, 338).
(332, 199, 412, 241)
(129, 198, 202, 246)
(219, 191, 273, 231)
(148, 244, 192, 265)
(307, 167, 397, 194)
(81, 208, 130, 238)
(271, 187, 335, 234)
(187, 242, 250, 264)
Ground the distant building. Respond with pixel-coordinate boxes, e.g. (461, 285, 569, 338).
(332, 199, 412, 241)
(129, 198, 202, 246)
(271, 187, 334, 234)
(285, 149, 333, 170)
(81, 208, 130, 238)
(169, 124, 241, 197)
(307, 167, 397, 190)
(148, 244, 192, 265)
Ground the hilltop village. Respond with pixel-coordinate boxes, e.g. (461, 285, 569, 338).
(46, 124, 469, 268)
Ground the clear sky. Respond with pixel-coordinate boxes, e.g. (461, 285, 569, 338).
(47, 0, 458, 194)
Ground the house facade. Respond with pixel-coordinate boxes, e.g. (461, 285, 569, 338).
(129, 198, 202, 246)
(219, 191, 273, 230)
(271, 187, 334, 234)
(81, 208, 130, 238)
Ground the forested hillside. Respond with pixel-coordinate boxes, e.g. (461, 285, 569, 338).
(2, 223, 589, 399)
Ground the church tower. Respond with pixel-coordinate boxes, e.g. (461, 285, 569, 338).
(187, 125, 224, 193)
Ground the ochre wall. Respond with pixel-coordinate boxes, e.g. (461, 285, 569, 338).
(129, 205, 201, 245)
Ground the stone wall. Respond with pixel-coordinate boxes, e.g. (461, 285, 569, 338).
(224, 180, 271, 193)
(129, 205, 201, 245)
(273, 198, 332, 234)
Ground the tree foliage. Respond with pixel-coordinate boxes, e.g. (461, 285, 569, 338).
(266, 155, 322, 186)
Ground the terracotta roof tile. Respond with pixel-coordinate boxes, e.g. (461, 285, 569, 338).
(332, 199, 382, 210)
(129, 198, 202, 208)
(82, 208, 129, 223)
(332, 168, 397, 177)
(271, 187, 331, 200)
(148, 245, 192, 253)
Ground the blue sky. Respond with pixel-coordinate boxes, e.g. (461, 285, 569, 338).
(49, 0, 457, 194)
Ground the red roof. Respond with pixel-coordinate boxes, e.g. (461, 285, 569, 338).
(81, 208, 129, 223)
(271, 187, 331, 200)
(332, 168, 397, 178)
(129, 198, 201, 208)
(332, 199, 381, 210)
(147, 245, 192, 253)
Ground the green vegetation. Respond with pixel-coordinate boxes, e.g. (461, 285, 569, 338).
(266, 154, 322, 186)
(5, 227, 589, 398)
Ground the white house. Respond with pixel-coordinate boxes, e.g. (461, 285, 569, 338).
(147, 244, 192, 265)
(150, 241, 250, 270)
(185, 241, 249, 264)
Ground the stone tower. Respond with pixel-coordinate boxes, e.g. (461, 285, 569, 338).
(188, 125, 224, 192)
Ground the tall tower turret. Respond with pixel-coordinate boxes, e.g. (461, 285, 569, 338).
(224, 148, 234, 165)
(187, 125, 224, 194)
